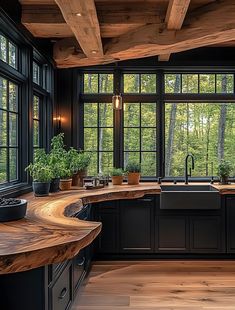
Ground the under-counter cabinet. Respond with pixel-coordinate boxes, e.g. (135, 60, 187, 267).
(226, 196, 235, 253)
(119, 196, 155, 253)
(93, 201, 119, 254)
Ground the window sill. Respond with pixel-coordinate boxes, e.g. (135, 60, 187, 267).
(0, 183, 32, 198)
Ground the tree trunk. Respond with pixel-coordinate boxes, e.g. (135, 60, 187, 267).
(165, 74, 180, 176)
(217, 75, 228, 162)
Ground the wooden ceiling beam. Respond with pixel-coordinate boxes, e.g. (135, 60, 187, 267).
(158, 0, 191, 61)
(105, 0, 235, 59)
(54, 0, 103, 58)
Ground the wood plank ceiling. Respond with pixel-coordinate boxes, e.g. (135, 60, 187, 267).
(19, 0, 235, 68)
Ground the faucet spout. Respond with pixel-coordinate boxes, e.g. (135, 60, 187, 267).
(185, 153, 195, 184)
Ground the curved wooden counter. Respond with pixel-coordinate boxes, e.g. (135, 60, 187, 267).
(0, 182, 235, 275)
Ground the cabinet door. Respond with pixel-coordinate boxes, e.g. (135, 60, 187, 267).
(120, 197, 154, 253)
(227, 197, 235, 253)
(94, 202, 119, 254)
(156, 216, 189, 252)
(190, 216, 224, 253)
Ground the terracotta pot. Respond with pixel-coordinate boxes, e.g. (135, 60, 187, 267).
(59, 179, 72, 191)
(72, 169, 87, 187)
(127, 172, 140, 185)
(112, 176, 123, 185)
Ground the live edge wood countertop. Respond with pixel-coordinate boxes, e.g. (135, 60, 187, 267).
(0, 182, 235, 275)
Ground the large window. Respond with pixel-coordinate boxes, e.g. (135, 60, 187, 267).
(0, 77, 18, 184)
(81, 71, 235, 179)
(84, 102, 114, 175)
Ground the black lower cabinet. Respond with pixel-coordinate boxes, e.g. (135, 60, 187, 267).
(119, 197, 155, 253)
(156, 216, 189, 252)
(93, 201, 119, 253)
(226, 197, 235, 253)
(190, 216, 224, 253)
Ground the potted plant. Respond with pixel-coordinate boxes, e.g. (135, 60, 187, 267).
(25, 149, 53, 196)
(218, 159, 233, 185)
(48, 133, 65, 192)
(69, 149, 91, 187)
(59, 150, 73, 190)
(126, 162, 141, 185)
(0, 197, 27, 222)
(110, 168, 124, 185)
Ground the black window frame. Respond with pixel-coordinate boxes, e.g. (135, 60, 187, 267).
(80, 69, 235, 181)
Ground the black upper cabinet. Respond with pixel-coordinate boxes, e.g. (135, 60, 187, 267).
(119, 196, 155, 253)
(226, 197, 235, 253)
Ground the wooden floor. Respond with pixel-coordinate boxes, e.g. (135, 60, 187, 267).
(72, 260, 235, 310)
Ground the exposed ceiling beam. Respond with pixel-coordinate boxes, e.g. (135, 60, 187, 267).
(54, 0, 103, 58)
(158, 0, 191, 61)
(105, 0, 235, 58)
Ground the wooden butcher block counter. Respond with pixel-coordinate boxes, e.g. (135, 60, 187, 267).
(0, 182, 235, 274)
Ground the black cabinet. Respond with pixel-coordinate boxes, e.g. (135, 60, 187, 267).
(119, 196, 155, 253)
(190, 216, 224, 253)
(226, 197, 235, 253)
(93, 201, 119, 253)
(156, 216, 189, 252)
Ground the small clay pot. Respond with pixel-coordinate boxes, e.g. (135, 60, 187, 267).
(112, 176, 123, 185)
(127, 172, 140, 185)
(72, 169, 87, 187)
(59, 179, 72, 190)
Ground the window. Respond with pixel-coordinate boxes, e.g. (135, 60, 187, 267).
(165, 102, 235, 177)
(123, 73, 156, 93)
(84, 102, 114, 175)
(0, 34, 17, 69)
(33, 61, 41, 85)
(33, 95, 41, 155)
(84, 73, 113, 93)
(81, 71, 234, 179)
(124, 103, 157, 176)
(0, 77, 19, 184)
(165, 73, 234, 94)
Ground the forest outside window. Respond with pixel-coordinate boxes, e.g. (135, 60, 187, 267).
(165, 102, 235, 178)
(124, 103, 157, 176)
(165, 73, 234, 94)
(84, 102, 113, 175)
(83, 73, 113, 93)
(123, 73, 156, 93)
(0, 34, 17, 69)
(33, 94, 41, 156)
(0, 76, 19, 185)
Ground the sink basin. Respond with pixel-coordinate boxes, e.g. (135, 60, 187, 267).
(160, 185, 220, 209)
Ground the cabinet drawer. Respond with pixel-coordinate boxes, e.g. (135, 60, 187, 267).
(51, 263, 72, 310)
(73, 251, 86, 292)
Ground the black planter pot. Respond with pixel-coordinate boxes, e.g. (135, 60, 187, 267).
(0, 199, 27, 222)
(32, 182, 50, 197)
(49, 178, 60, 193)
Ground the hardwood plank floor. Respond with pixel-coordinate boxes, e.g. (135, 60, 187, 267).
(72, 260, 235, 310)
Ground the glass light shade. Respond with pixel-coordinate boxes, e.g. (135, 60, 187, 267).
(112, 94, 122, 110)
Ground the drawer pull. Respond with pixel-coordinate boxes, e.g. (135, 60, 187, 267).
(58, 287, 67, 299)
(76, 257, 85, 266)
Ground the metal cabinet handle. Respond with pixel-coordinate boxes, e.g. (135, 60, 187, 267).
(76, 257, 85, 266)
(137, 198, 153, 202)
(58, 287, 67, 299)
